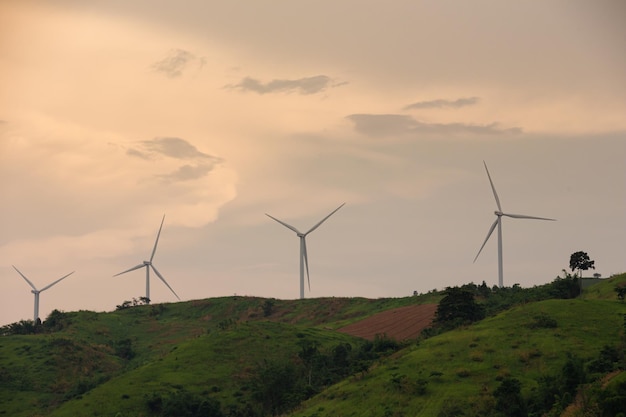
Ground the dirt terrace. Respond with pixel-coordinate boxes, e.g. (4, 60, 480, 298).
(337, 303, 437, 341)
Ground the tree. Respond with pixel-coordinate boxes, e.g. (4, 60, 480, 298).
(494, 378, 526, 417)
(435, 287, 485, 327)
(569, 251, 595, 277)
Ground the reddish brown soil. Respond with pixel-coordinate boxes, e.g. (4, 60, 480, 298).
(337, 304, 437, 341)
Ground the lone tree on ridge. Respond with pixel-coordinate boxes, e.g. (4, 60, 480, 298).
(569, 251, 595, 277)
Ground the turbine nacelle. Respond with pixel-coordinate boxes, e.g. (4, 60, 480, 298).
(494, 211, 503, 216)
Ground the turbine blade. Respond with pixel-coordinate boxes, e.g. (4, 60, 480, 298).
(305, 203, 345, 235)
(40, 271, 75, 292)
(12, 265, 38, 291)
(150, 214, 166, 262)
(302, 237, 311, 291)
(113, 264, 145, 277)
(483, 162, 502, 212)
(265, 213, 302, 234)
(502, 213, 556, 221)
(150, 264, 180, 300)
(474, 219, 499, 263)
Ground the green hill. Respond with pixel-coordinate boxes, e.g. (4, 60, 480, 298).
(1, 274, 624, 417)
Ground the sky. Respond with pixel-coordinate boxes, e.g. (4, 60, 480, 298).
(1, 0, 625, 325)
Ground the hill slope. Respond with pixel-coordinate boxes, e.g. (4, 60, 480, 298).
(0, 295, 437, 417)
(290, 274, 626, 416)
(1, 274, 624, 417)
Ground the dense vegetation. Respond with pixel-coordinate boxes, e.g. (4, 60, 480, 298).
(1, 272, 624, 417)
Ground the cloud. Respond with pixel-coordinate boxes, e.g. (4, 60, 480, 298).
(228, 75, 333, 95)
(129, 137, 214, 160)
(126, 147, 151, 160)
(404, 97, 480, 110)
(126, 137, 223, 182)
(157, 163, 217, 182)
(151, 48, 205, 78)
(347, 114, 522, 137)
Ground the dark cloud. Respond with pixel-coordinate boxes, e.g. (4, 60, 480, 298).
(347, 114, 522, 137)
(404, 97, 480, 110)
(228, 75, 333, 95)
(151, 48, 205, 78)
(157, 163, 217, 182)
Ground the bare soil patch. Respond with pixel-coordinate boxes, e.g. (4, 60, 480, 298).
(337, 304, 437, 341)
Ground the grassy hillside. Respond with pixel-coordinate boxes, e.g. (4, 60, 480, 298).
(0, 294, 436, 417)
(50, 321, 361, 417)
(1, 274, 624, 417)
(290, 274, 626, 417)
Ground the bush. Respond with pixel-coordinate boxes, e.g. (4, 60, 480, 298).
(493, 378, 526, 417)
(146, 389, 223, 417)
(262, 299, 275, 317)
(115, 338, 135, 360)
(527, 313, 558, 329)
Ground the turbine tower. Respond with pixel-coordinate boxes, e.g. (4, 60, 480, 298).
(474, 161, 555, 287)
(13, 265, 74, 322)
(114, 214, 180, 303)
(266, 203, 345, 299)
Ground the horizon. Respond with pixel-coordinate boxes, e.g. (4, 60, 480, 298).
(2, 271, 619, 327)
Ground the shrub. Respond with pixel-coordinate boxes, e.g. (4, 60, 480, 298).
(493, 378, 526, 417)
(146, 389, 223, 417)
(527, 313, 558, 329)
(262, 299, 275, 317)
(114, 338, 135, 360)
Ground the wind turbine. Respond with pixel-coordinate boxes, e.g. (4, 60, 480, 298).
(13, 265, 74, 322)
(266, 203, 345, 299)
(474, 161, 556, 288)
(113, 215, 180, 303)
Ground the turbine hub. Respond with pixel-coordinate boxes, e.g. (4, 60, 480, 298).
(143, 261, 151, 265)
(494, 211, 503, 216)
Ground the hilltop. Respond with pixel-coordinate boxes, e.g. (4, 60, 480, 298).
(0, 274, 624, 417)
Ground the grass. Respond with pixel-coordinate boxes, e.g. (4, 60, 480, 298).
(1, 273, 624, 417)
(1, 293, 433, 417)
(49, 321, 363, 417)
(289, 276, 626, 416)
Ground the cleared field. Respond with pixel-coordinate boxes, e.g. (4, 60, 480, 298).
(336, 303, 437, 341)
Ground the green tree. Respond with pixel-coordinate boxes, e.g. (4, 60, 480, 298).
(250, 360, 306, 415)
(569, 251, 595, 277)
(435, 286, 485, 327)
(494, 378, 526, 417)
(550, 270, 580, 299)
(262, 298, 275, 317)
